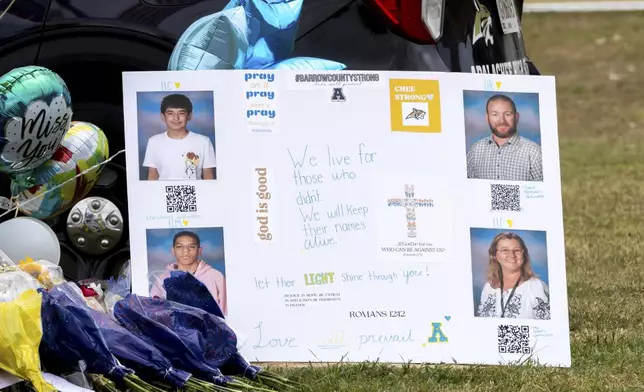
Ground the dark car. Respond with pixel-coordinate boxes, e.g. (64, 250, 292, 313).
(0, 0, 538, 281)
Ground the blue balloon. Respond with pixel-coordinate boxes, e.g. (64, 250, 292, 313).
(265, 57, 346, 71)
(168, 6, 249, 70)
(231, 0, 304, 69)
(169, 0, 346, 71)
(0, 66, 72, 178)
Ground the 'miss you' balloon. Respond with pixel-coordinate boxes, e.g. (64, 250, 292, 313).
(0, 66, 73, 177)
(11, 121, 109, 220)
(168, 0, 346, 71)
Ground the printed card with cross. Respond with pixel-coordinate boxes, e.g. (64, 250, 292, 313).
(370, 173, 454, 263)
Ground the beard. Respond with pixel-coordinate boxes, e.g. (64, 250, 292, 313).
(490, 124, 517, 139)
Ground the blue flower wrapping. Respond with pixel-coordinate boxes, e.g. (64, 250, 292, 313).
(38, 287, 133, 386)
(163, 271, 262, 379)
(91, 307, 192, 389)
(113, 294, 238, 386)
(164, 271, 225, 319)
(43, 284, 191, 388)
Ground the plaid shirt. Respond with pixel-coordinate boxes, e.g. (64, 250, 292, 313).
(466, 133, 543, 181)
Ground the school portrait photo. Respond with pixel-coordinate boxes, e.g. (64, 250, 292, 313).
(146, 227, 228, 316)
(136, 91, 217, 181)
(463, 90, 543, 182)
(470, 227, 551, 320)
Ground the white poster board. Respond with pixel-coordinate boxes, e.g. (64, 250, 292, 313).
(122, 69, 570, 367)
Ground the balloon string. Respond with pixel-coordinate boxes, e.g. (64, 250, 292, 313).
(0, 0, 16, 23)
(11, 196, 19, 219)
(0, 149, 126, 220)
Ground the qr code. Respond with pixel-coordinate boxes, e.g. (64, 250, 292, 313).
(498, 325, 531, 354)
(491, 184, 521, 211)
(165, 185, 197, 213)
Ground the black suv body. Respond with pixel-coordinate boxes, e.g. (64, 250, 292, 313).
(0, 0, 537, 280)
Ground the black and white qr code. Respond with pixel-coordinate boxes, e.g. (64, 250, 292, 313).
(498, 325, 531, 354)
(491, 184, 521, 212)
(165, 185, 197, 213)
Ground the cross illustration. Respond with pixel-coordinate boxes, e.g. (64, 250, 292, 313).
(387, 185, 434, 238)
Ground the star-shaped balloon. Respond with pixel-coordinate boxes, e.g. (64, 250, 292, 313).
(168, 0, 346, 71)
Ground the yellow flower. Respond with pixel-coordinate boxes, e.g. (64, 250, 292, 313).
(16, 257, 52, 288)
(37, 272, 54, 289)
(19, 257, 35, 265)
(15, 257, 61, 289)
(19, 264, 42, 275)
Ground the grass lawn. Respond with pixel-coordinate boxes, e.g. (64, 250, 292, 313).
(270, 12, 644, 392)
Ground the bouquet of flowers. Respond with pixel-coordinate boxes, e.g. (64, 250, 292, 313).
(0, 288, 55, 392)
(164, 272, 298, 390)
(114, 294, 270, 392)
(52, 282, 213, 391)
(38, 286, 161, 392)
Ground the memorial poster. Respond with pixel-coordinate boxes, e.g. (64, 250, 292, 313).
(122, 69, 570, 367)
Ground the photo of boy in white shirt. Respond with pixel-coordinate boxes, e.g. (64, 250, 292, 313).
(142, 93, 217, 181)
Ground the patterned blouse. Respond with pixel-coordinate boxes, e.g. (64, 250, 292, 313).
(477, 277, 551, 320)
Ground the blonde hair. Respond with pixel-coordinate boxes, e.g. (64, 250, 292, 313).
(486, 232, 536, 289)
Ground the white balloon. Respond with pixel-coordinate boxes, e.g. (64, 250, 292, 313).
(0, 217, 60, 265)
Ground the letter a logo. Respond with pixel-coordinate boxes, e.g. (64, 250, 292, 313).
(331, 88, 346, 102)
(427, 322, 448, 343)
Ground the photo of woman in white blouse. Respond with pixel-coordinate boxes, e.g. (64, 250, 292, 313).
(475, 231, 551, 320)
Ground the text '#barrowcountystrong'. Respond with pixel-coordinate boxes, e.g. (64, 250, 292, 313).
(294, 73, 380, 83)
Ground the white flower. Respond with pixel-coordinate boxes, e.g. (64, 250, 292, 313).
(0, 270, 41, 302)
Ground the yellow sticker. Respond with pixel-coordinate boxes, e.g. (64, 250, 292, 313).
(389, 79, 441, 133)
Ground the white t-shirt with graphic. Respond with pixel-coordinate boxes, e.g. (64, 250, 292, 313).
(143, 131, 216, 180)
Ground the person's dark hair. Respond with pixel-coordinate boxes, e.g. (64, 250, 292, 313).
(161, 94, 193, 114)
(486, 94, 517, 113)
(173, 231, 200, 248)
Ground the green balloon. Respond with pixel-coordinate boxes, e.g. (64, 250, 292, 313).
(0, 65, 73, 176)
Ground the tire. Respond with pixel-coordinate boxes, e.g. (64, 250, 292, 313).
(31, 28, 175, 280)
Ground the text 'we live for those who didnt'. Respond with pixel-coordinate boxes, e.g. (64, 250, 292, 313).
(287, 143, 377, 252)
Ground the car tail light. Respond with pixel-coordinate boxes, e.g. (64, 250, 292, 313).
(365, 0, 445, 44)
